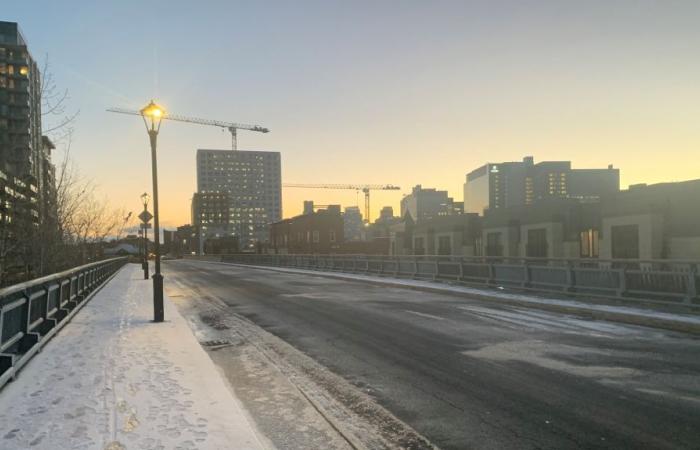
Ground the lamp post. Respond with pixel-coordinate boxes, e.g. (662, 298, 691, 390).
(140, 100, 165, 323)
(140, 192, 151, 280)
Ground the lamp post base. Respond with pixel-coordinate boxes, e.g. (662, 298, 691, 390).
(152, 273, 164, 322)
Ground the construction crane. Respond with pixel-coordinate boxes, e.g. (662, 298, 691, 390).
(283, 184, 401, 224)
(106, 107, 269, 150)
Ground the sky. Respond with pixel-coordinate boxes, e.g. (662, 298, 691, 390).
(4, 1, 700, 229)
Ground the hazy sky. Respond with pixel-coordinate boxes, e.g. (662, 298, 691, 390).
(5, 1, 700, 228)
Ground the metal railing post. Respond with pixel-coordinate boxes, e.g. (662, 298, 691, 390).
(488, 262, 496, 286)
(617, 267, 627, 298)
(566, 261, 576, 293)
(685, 263, 697, 305)
(522, 259, 531, 288)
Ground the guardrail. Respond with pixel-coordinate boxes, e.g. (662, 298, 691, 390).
(0, 257, 127, 390)
(215, 254, 699, 307)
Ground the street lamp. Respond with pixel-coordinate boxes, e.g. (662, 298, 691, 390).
(140, 192, 150, 280)
(141, 100, 165, 323)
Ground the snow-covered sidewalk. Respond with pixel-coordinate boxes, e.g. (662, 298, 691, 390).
(0, 264, 268, 450)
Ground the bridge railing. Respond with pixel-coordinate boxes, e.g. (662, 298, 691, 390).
(217, 254, 699, 307)
(0, 257, 128, 390)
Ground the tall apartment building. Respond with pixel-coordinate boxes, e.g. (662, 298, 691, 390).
(196, 149, 281, 250)
(464, 156, 619, 214)
(400, 185, 459, 222)
(0, 22, 42, 178)
(0, 22, 55, 251)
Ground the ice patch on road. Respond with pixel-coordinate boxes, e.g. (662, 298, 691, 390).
(404, 310, 446, 321)
(199, 261, 700, 329)
(457, 305, 665, 337)
(279, 293, 329, 300)
(462, 340, 640, 379)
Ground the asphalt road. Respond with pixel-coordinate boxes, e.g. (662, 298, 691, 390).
(164, 260, 700, 450)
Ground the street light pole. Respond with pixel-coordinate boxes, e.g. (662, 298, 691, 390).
(140, 192, 151, 280)
(148, 129, 164, 322)
(143, 224, 149, 279)
(141, 101, 165, 323)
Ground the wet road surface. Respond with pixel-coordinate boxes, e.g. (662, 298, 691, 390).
(165, 260, 700, 450)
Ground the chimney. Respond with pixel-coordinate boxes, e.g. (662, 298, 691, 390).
(303, 200, 314, 215)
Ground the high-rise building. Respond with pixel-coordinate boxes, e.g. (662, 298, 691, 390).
(191, 191, 230, 242)
(0, 21, 46, 225)
(196, 149, 281, 250)
(400, 185, 457, 222)
(464, 156, 619, 214)
(0, 22, 58, 273)
(0, 22, 43, 188)
(342, 206, 363, 241)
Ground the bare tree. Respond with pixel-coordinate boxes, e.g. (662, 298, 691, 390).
(40, 55, 79, 144)
(0, 56, 122, 285)
(49, 137, 124, 266)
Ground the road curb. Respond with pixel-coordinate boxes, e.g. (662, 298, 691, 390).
(204, 261, 700, 336)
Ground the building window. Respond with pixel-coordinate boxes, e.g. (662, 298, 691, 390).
(486, 232, 503, 256)
(473, 236, 483, 256)
(312, 230, 320, 243)
(329, 230, 336, 243)
(526, 228, 548, 258)
(437, 236, 451, 255)
(414, 237, 425, 255)
(611, 224, 639, 259)
(580, 229, 599, 258)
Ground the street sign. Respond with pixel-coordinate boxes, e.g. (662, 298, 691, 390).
(140, 223, 152, 229)
(138, 210, 153, 223)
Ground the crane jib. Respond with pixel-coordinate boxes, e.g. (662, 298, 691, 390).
(106, 107, 269, 150)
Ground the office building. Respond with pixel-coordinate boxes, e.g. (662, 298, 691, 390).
(196, 149, 281, 250)
(172, 224, 198, 256)
(464, 156, 619, 214)
(400, 185, 458, 222)
(191, 192, 230, 238)
(342, 206, 363, 241)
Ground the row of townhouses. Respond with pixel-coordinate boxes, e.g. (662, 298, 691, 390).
(268, 156, 700, 261)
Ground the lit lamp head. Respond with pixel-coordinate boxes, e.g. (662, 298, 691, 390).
(140, 100, 166, 133)
(140, 192, 150, 209)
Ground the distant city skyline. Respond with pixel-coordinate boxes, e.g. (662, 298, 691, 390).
(3, 1, 700, 228)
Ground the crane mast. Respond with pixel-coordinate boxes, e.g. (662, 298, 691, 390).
(106, 107, 269, 150)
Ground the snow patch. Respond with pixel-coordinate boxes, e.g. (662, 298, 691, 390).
(0, 264, 268, 450)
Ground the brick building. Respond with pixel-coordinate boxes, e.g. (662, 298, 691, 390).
(270, 205, 343, 254)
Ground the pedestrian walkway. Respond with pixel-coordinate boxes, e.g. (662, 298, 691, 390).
(0, 264, 268, 450)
